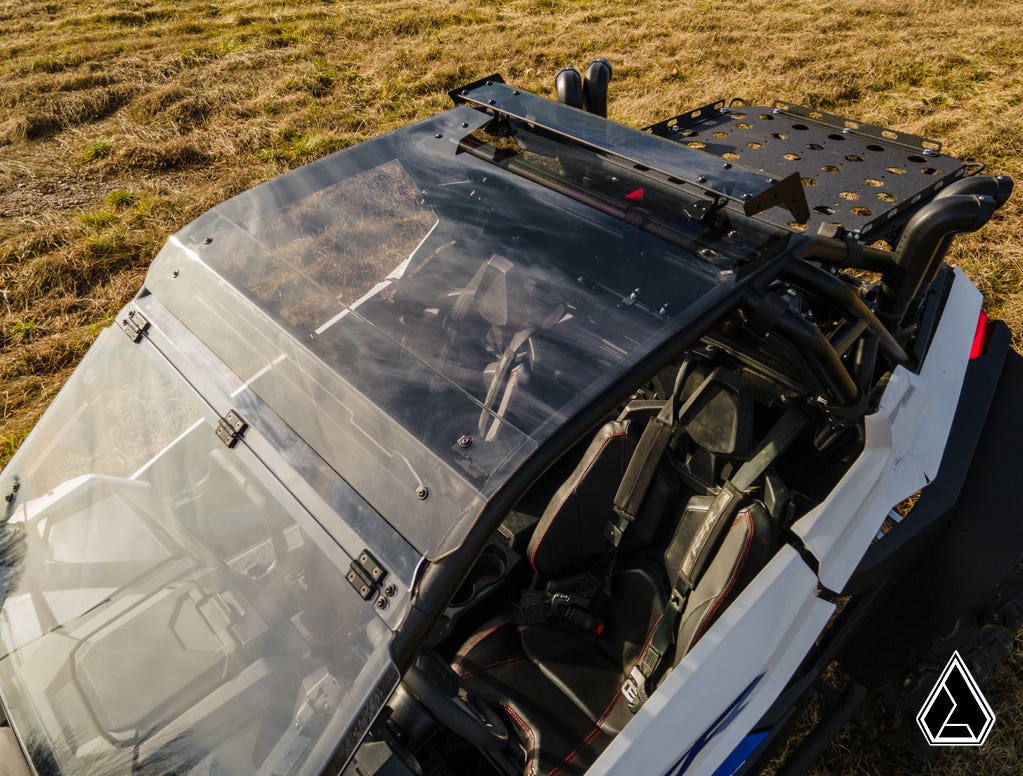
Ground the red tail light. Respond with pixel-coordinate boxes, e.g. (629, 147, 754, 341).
(969, 310, 990, 360)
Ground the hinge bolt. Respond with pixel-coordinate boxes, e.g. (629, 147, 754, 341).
(457, 435, 472, 448)
(384, 583, 397, 597)
(375, 595, 389, 610)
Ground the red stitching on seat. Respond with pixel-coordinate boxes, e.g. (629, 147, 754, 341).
(548, 611, 666, 776)
(460, 634, 592, 679)
(529, 429, 628, 573)
(452, 618, 508, 675)
(690, 510, 755, 646)
(501, 702, 538, 776)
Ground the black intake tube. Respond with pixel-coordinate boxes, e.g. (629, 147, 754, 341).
(880, 192, 1000, 325)
(931, 173, 1013, 206)
(555, 67, 583, 109)
(784, 258, 908, 365)
(744, 290, 859, 405)
(582, 58, 612, 117)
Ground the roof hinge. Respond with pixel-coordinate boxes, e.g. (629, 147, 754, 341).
(120, 310, 150, 343)
(347, 549, 387, 601)
(215, 409, 248, 448)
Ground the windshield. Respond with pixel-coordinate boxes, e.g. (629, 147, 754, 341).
(144, 105, 790, 559)
(0, 330, 394, 775)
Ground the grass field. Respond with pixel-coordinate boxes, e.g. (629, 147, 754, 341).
(1, 0, 1021, 773)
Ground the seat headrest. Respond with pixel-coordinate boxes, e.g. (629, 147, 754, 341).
(681, 369, 754, 457)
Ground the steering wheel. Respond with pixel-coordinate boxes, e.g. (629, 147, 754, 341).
(401, 651, 509, 752)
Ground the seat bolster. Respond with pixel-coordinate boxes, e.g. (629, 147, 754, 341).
(527, 420, 637, 578)
(456, 620, 610, 776)
(674, 501, 774, 658)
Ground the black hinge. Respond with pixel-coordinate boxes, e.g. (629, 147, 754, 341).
(347, 549, 387, 601)
(215, 410, 248, 448)
(120, 310, 150, 343)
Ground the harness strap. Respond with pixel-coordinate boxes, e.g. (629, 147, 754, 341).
(622, 406, 808, 711)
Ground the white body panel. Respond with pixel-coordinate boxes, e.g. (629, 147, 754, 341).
(587, 268, 980, 775)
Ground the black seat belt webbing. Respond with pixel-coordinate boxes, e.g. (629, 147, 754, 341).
(621, 405, 809, 711)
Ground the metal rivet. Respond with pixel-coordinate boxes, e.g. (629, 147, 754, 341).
(842, 127, 853, 134)
(435, 133, 443, 139)
(457, 435, 472, 449)
(741, 192, 752, 199)
(375, 595, 389, 609)
(203, 237, 213, 245)
(767, 178, 777, 184)
(722, 163, 732, 169)
(772, 108, 782, 114)
(416, 485, 429, 500)
(487, 99, 496, 105)
(171, 268, 180, 278)
(698, 176, 708, 183)
(384, 583, 397, 597)
(512, 89, 520, 95)
(461, 122, 469, 128)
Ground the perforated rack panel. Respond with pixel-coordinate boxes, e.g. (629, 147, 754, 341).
(646, 100, 968, 239)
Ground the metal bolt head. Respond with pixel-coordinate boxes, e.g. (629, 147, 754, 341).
(416, 485, 429, 500)
(375, 595, 389, 610)
(127, 309, 135, 318)
(772, 108, 782, 114)
(435, 133, 443, 139)
(457, 435, 473, 449)
(722, 163, 732, 169)
(487, 99, 496, 105)
(203, 237, 213, 245)
(461, 122, 469, 128)
(384, 583, 397, 597)
(842, 127, 852, 134)
(171, 268, 180, 278)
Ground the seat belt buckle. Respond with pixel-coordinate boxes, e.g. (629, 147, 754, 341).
(621, 666, 649, 711)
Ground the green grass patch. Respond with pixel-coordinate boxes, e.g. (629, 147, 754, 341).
(106, 190, 137, 209)
(258, 131, 344, 163)
(81, 140, 113, 161)
(76, 209, 117, 228)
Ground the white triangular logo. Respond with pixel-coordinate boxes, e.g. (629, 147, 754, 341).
(916, 650, 995, 746)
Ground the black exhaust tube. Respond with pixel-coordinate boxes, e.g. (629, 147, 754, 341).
(582, 58, 612, 117)
(555, 67, 583, 109)
(880, 193, 999, 325)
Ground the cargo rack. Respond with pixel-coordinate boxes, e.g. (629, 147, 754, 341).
(646, 99, 969, 240)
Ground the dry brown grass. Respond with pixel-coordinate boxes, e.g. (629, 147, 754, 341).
(1, 0, 1021, 771)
